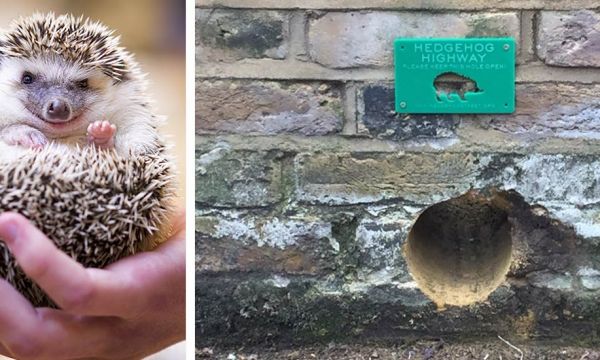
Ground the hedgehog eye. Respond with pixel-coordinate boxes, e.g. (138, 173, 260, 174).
(76, 79, 89, 89)
(21, 72, 34, 85)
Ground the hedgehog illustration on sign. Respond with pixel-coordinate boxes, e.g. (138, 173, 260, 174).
(0, 13, 175, 306)
(433, 72, 482, 102)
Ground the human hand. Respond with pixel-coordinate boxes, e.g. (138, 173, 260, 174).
(0, 210, 185, 360)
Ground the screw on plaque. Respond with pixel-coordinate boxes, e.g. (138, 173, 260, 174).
(503, 44, 510, 51)
(400, 101, 407, 108)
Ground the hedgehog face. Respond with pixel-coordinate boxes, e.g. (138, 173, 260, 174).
(0, 13, 149, 140)
(0, 55, 118, 138)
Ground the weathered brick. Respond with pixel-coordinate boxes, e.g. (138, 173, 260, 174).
(358, 83, 459, 141)
(196, 147, 282, 208)
(527, 271, 574, 290)
(470, 83, 600, 139)
(295, 151, 600, 207)
(196, 9, 288, 62)
(357, 83, 600, 141)
(196, 272, 598, 346)
(476, 154, 600, 205)
(355, 209, 412, 273)
(196, 213, 335, 274)
(577, 267, 600, 291)
(294, 152, 479, 205)
(196, 80, 343, 135)
(537, 10, 600, 67)
(546, 205, 600, 239)
(196, 0, 600, 347)
(358, 83, 600, 142)
(308, 12, 520, 68)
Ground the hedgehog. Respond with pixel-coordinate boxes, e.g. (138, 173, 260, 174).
(0, 13, 175, 306)
(0, 13, 162, 158)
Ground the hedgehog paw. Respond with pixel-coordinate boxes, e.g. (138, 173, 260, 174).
(2, 125, 48, 150)
(87, 120, 116, 149)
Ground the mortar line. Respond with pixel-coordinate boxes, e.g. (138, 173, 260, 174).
(519, 10, 536, 64)
(196, 0, 600, 11)
(196, 62, 600, 84)
(532, 11, 541, 63)
(342, 82, 358, 136)
(288, 10, 308, 62)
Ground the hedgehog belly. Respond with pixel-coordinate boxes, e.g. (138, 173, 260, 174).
(0, 145, 174, 307)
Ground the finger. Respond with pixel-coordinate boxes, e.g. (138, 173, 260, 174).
(17, 308, 116, 360)
(171, 207, 185, 234)
(0, 343, 12, 358)
(103, 225, 185, 318)
(0, 279, 42, 358)
(0, 306, 118, 360)
(0, 213, 133, 317)
(13, 308, 173, 360)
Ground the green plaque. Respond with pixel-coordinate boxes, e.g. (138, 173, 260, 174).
(394, 38, 515, 114)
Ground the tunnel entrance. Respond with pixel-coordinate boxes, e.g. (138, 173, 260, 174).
(404, 191, 513, 307)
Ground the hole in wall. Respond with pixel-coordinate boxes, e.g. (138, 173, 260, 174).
(404, 191, 512, 307)
(434, 72, 482, 101)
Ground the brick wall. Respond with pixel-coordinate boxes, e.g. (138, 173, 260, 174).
(196, 0, 600, 348)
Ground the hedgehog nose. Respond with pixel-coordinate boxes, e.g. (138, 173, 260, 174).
(45, 99, 71, 122)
